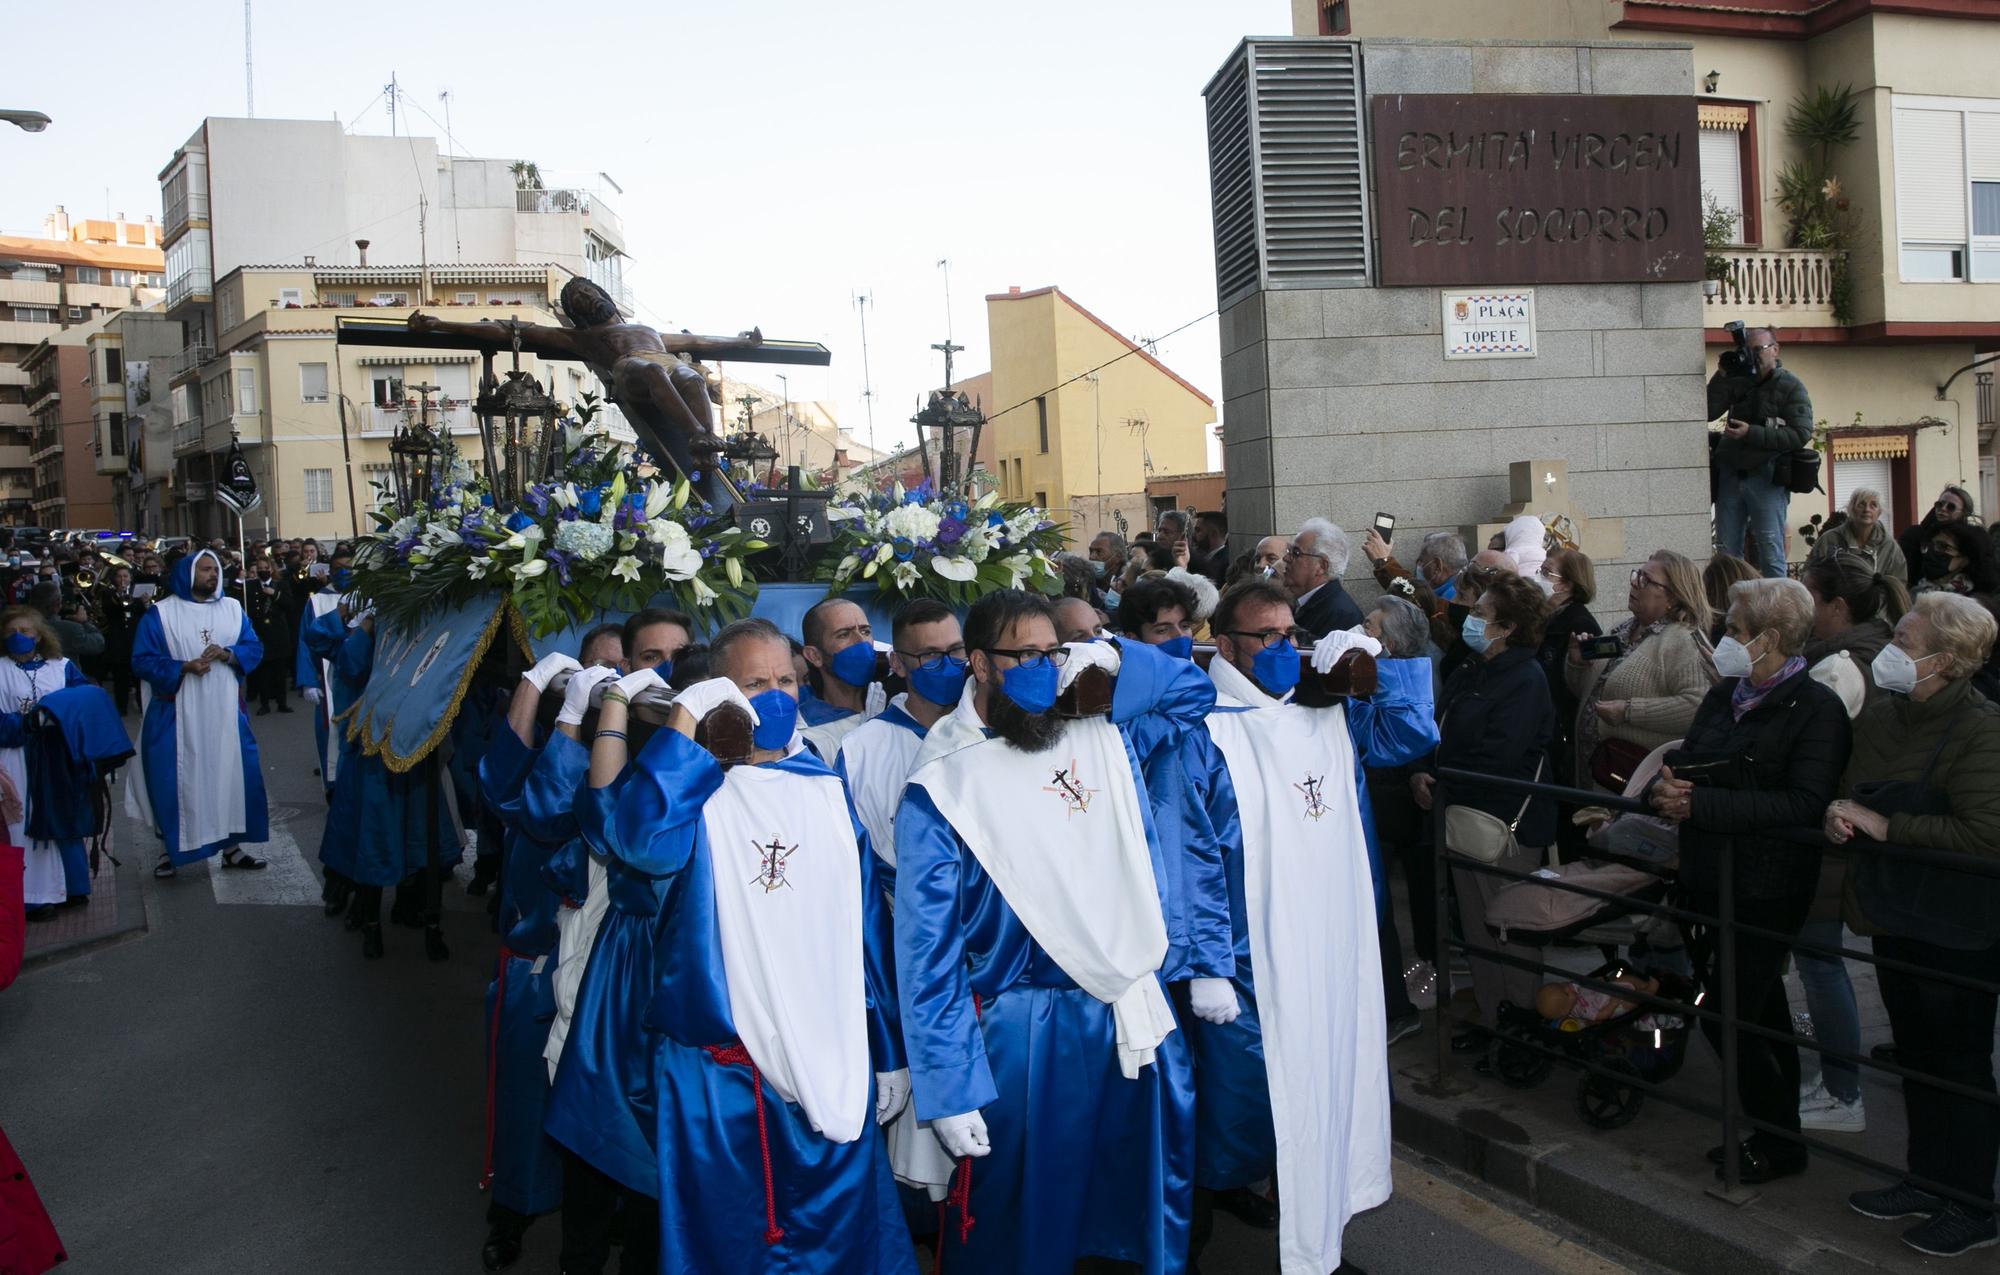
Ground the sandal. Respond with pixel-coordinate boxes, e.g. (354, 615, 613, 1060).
(221, 849, 269, 871)
(154, 854, 177, 879)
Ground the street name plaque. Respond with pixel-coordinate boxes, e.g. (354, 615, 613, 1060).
(1370, 93, 1702, 286)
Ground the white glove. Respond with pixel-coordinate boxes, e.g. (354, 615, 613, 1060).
(303, 687, 322, 705)
(932, 1110, 991, 1159)
(609, 666, 668, 705)
(522, 651, 581, 693)
(1188, 977, 1242, 1026)
(557, 665, 622, 726)
(875, 1069, 911, 1126)
(671, 675, 757, 725)
(865, 678, 889, 717)
(1311, 629, 1382, 674)
(1058, 636, 1122, 690)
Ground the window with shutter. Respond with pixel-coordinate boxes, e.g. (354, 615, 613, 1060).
(1896, 108, 1968, 279)
(1832, 457, 1894, 526)
(300, 362, 329, 403)
(1698, 128, 1745, 243)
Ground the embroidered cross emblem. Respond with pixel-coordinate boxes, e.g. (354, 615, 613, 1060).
(1042, 759, 1098, 817)
(1295, 774, 1328, 821)
(751, 837, 797, 893)
(199, 627, 212, 647)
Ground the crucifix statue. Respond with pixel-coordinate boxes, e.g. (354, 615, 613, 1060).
(407, 278, 766, 508)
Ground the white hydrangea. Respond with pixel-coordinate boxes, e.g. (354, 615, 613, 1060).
(882, 503, 942, 545)
(553, 518, 613, 561)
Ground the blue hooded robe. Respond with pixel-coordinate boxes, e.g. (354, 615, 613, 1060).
(131, 552, 268, 865)
(578, 727, 915, 1275)
(893, 640, 1212, 1275)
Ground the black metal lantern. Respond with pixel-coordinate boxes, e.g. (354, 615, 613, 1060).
(913, 389, 985, 498)
(388, 407, 445, 512)
(473, 321, 561, 508)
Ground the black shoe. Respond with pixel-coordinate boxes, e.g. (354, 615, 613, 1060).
(1387, 1010, 1423, 1048)
(361, 923, 385, 960)
(1902, 1204, 1998, 1257)
(1852, 1182, 1948, 1221)
(24, 906, 58, 923)
(344, 906, 367, 932)
(425, 923, 450, 963)
(481, 1228, 523, 1271)
(1714, 1139, 1807, 1185)
(277, 704, 294, 714)
(1451, 1026, 1491, 1053)
(256, 705, 270, 716)
(1211, 1186, 1279, 1230)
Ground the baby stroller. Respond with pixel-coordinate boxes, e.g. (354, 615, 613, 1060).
(1491, 960, 1697, 1129)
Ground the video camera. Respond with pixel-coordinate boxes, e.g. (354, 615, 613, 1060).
(1718, 319, 1752, 379)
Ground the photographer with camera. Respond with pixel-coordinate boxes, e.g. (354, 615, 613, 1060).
(1710, 325, 1814, 578)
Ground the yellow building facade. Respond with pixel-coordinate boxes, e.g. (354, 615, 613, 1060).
(983, 286, 1214, 544)
(1294, 0, 2000, 544)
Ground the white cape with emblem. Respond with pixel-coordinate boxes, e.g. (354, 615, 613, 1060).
(152, 566, 250, 856)
(0, 658, 74, 905)
(307, 590, 343, 783)
(701, 749, 871, 1144)
(905, 681, 1175, 1079)
(1205, 656, 1391, 1275)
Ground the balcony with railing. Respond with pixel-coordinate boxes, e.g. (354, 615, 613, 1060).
(173, 417, 206, 457)
(165, 269, 213, 312)
(168, 344, 214, 383)
(1703, 249, 1842, 327)
(365, 402, 474, 437)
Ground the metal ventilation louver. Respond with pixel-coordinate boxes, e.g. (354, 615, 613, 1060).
(1203, 39, 1371, 310)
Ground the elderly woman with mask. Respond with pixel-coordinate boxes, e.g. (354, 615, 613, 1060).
(1566, 549, 1718, 793)
(1809, 488, 1907, 580)
(1827, 593, 2000, 1256)
(1651, 578, 1852, 1186)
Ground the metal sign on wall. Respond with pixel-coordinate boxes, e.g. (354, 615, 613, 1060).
(1443, 290, 1536, 360)
(1370, 94, 1702, 286)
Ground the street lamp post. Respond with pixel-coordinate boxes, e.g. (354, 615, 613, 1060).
(1, 110, 52, 133)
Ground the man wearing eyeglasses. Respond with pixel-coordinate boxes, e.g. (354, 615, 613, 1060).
(1287, 518, 1365, 639)
(798, 597, 887, 761)
(1711, 327, 1813, 579)
(894, 588, 1216, 1274)
(1194, 577, 1439, 1275)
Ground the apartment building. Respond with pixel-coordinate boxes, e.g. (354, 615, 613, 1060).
(158, 117, 639, 537)
(1294, 0, 2000, 535)
(0, 209, 164, 525)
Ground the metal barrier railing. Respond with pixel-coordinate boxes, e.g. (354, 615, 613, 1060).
(1426, 764, 2000, 1210)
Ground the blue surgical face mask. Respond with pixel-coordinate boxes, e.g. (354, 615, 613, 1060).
(331, 568, 353, 590)
(1158, 635, 1194, 661)
(998, 659, 1060, 715)
(653, 659, 674, 681)
(825, 640, 876, 689)
(907, 655, 969, 707)
(748, 687, 798, 750)
(5, 632, 35, 657)
(1461, 615, 1492, 653)
(1251, 639, 1300, 696)
(1091, 559, 1107, 580)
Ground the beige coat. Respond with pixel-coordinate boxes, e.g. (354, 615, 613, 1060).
(1565, 621, 1717, 780)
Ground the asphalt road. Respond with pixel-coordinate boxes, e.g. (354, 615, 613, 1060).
(0, 704, 1654, 1275)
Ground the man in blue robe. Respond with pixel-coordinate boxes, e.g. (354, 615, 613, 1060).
(131, 549, 269, 878)
(798, 596, 885, 760)
(1189, 579, 1438, 1274)
(579, 618, 915, 1274)
(894, 589, 1213, 1275)
(295, 550, 352, 802)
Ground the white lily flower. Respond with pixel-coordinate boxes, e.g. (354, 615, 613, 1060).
(690, 576, 718, 605)
(465, 555, 493, 580)
(644, 481, 673, 520)
(513, 558, 549, 580)
(611, 555, 641, 583)
(931, 555, 978, 582)
(893, 561, 922, 589)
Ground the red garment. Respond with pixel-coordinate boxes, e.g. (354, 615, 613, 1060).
(0, 841, 66, 1274)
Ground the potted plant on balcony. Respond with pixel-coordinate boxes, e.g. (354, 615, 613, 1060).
(1776, 83, 1860, 324)
(1701, 194, 1736, 300)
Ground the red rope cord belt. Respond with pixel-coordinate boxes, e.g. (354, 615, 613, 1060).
(702, 1041, 786, 1246)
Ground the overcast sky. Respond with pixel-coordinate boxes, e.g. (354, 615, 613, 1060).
(1, 0, 1285, 461)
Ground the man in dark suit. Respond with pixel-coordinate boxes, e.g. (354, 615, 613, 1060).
(1189, 510, 1231, 587)
(1286, 517, 1363, 639)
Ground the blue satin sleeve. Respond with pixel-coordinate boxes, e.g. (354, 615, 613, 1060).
(598, 728, 724, 877)
(62, 661, 88, 689)
(851, 803, 906, 1075)
(229, 613, 263, 678)
(130, 610, 181, 696)
(1111, 638, 1217, 752)
(1180, 728, 1237, 981)
(893, 785, 997, 1121)
(1346, 656, 1439, 769)
(0, 712, 25, 748)
(519, 731, 589, 845)
(480, 726, 538, 826)
(333, 625, 373, 687)
(294, 609, 317, 688)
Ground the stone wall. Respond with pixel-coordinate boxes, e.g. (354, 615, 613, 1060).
(1220, 39, 1713, 604)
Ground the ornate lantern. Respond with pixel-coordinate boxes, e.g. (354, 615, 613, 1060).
(388, 412, 444, 512)
(473, 321, 561, 508)
(913, 388, 985, 498)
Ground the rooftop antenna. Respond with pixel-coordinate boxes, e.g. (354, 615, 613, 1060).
(439, 89, 462, 259)
(853, 291, 877, 456)
(244, 1, 255, 117)
(384, 72, 399, 136)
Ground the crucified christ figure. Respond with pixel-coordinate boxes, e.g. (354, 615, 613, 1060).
(408, 277, 763, 507)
